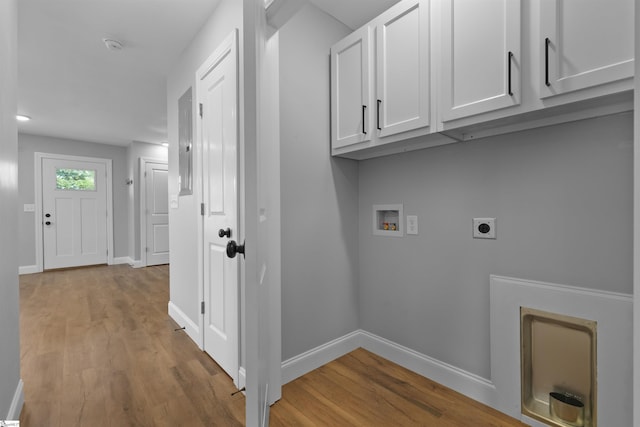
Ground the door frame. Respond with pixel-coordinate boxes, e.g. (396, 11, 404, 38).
(34, 152, 114, 273)
(139, 157, 169, 267)
(194, 29, 241, 386)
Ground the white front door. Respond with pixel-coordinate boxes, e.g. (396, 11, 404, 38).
(197, 30, 239, 383)
(42, 157, 108, 269)
(143, 161, 169, 266)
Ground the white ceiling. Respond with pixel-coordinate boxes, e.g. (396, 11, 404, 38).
(17, 0, 398, 147)
(308, 0, 399, 30)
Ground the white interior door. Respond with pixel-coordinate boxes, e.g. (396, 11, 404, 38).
(144, 161, 169, 266)
(197, 30, 239, 383)
(42, 157, 108, 269)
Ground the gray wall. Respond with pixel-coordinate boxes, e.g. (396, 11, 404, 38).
(18, 133, 129, 266)
(279, 5, 360, 360)
(358, 112, 633, 379)
(126, 141, 168, 262)
(166, 0, 242, 332)
(0, 0, 21, 417)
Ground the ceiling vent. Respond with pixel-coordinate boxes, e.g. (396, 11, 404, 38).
(103, 38, 124, 52)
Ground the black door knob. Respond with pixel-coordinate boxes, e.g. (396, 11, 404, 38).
(45, 213, 51, 218)
(226, 240, 245, 258)
(218, 228, 231, 238)
(45, 221, 51, 226)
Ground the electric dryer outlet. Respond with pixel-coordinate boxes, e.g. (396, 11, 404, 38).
(473, 218, 496, 239)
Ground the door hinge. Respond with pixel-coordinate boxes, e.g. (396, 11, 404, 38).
(200, 203, 205, 216)
(201, 301, 205, 314)
(199, 103, 203, 118)
(144, 171, 147, 177)
(146, 247, 149, 252)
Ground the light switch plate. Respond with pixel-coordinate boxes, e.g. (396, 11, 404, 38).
(406, 215, 418, 235)
(473, 218, 496, 239)
(170, 195, 179, 209)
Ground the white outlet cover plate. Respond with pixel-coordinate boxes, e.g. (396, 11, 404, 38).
(473, 218, 496, 239)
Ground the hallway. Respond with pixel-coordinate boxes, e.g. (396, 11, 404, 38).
(19, 265, 245, 426)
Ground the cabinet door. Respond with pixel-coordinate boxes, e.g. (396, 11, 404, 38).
(375, 0, 430, 138)
(440, 0, 521, 122)
(540, 0, 634, 98)
(331, 26, 372, 149)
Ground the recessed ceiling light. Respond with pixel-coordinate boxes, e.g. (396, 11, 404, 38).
(161, 142, 169, 147)
(16, 115, 31, 122)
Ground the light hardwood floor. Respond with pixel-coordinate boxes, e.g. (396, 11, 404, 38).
(19, 265, 244, 426)
(19, 264, 527, 426)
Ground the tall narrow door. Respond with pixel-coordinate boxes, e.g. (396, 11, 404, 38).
(197, 30, 239, 383)
(144, 161, 169, 266)
(42, 157, 108, 269)
(375, 0, 430, 136)
(331, 25, 372, 149)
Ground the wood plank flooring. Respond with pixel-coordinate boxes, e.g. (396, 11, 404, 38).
(19, 264, 244, 427)
(271, 349, 527, 426)
(19, 264, 527, 426)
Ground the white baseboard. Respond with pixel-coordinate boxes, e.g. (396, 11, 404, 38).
(281, 330, 361, 385)
(168, 301, 201, 348)
(20, 258, 140, 273)
(111, 257, 144, 268)
(18, 265, 39, 275)
(358, 330, 496, 408)
(281, 329, 496, 409)
(238, 366, 246, 392)
(6, 379, 24, 420)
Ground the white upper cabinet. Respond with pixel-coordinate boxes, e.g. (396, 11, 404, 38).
(375, 0, 430, 137)
(331, 0, 450, 159)
(539, 0, 634, 98)
(330, 0, 634, 158)
(331, 26, 372, 149)
(440, 0, 521, 122)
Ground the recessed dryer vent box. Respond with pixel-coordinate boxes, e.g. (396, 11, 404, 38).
(373, 204, 403, 237)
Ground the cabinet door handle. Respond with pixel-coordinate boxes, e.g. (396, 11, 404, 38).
(376, 100, 382, 130)
(362, 105, 367, 135)
(545, 37, 551, 87)
(507, 51, 514, 96)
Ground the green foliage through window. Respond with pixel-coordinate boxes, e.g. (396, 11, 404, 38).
(56, 168, 96, 191)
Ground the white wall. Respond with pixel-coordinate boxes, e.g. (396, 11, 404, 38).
(17, 133, 129, 267)
(126, 141, 168, 263)
(166, 0, 242, 338)
(358, 113, 633, 379)
(0, 0, 23, 418)
(279, 5, 360, 360)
